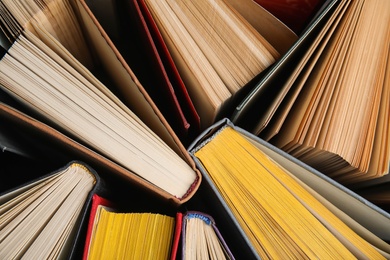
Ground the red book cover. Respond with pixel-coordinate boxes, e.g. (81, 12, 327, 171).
(82, 194, 113, 260)
(128, 0, 201, 143)
(170, 212, 183, 260)
(254, 0, 325, 34)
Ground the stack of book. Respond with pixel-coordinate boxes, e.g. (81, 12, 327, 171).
(0, 0, 389, 259)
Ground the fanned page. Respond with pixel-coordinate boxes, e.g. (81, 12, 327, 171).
(266, 0, 390, 184)
(229, 0, 341, 134)
(193, 126, 388, 259)
(0, 162, 96, 259)
(143, 0, 280, 128)
(251, 0, 350, 137)
(231, 0, 390, 186)
(0, 0, 199, 199)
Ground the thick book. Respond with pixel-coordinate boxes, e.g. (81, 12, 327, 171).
(0, 161, 100, 259)
(140, 0, 297, 130)
(82, 194, 180, 260)
(0, 0, 193, 159)
(231, 0, 390, 186)
(0, 95, 199, 205)
(181, 211, 235, 260)
(188, 118, 390, 259)
(0, 0, 201, 204)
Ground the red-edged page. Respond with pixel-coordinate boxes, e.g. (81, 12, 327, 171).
(170, 212, 183, 260)
(82, 194, 113, 260)
(132, 0, 201, 143)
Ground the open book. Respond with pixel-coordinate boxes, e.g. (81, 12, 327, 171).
(231, 0, 390, 186)
(189, 119, 390, 259)
(0, 161, 98, 259)
(0, 0, 201, 202)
